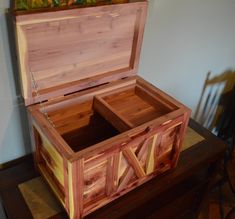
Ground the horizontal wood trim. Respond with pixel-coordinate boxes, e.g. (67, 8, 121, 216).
(31, 76, 137, 113)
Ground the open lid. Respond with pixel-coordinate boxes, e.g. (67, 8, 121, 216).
(14, 1, 148, 106)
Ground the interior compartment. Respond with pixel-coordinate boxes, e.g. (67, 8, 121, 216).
(94, 84, 179, 130)
(43, 81, 179, 153)
(46, 100, 120, 152)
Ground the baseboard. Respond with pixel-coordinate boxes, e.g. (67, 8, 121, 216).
(0, 154, 33, 171)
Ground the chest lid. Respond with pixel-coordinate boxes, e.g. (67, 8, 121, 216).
(13, 1, 148, 106)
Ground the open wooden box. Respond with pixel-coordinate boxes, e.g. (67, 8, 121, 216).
(13, 1, 191, 218)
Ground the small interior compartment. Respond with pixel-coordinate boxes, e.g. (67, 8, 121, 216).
(46, 100, 120, 152)
(94, 83, 179, 131)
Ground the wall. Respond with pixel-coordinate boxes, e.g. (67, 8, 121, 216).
(0, 0, 31, 164)
(0, 0, 235, 164)
(139, 0, 235, 111)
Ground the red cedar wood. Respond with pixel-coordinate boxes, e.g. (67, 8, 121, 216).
(28, 77, 187, 160)
(111, 153, 121, 192)
(157, 118, 186, 169)
(32, 77, 137, 112)
(71, 160, 84, 219)
(37, 162, 65, 202)
(93, 83, 136, 99)
(105, 156, 114, 196)
(28, 111, 41, 166)
(14, 1, 192, 218)
(32, 127, 41, 163)
(154, 134, 163, 171)
(117, 138, 150, 192)
(14, 2, 148, 106)
(93, 83, 178, 130)
(27, 69, 136, 106)
(39, 148, 65, 196)
(122, 147, 146, 178)
(29, 80, 190, 161)
(145, 136, 156, 174)
(129, 1, 147, 71)
(63, 158, 69, 213)
(93, 96, 134, 132)
(71, 108, 189, 161)
(136, 76, 187, 109)
(84, 116, 189, 216)
(29, 109, 74, 159)
(13, 23, 33, 106)
(29, 79, 190, 219)
(82, 133, 181, 217)
(135, 84, 177, 111)
(27, 76, 190, 218)
(171, 113, 190, 168)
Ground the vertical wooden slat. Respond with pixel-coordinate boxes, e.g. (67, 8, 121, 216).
(32, 127, 42, 165)
(105, 156, 114, 196)
(106, 153, 121, 195)
(154, 134, 163, 169)
(130, 3, 148, 70)
(16, 24, 32, 104)
(146, 134, 158, 174)
(68, 159, 84, 219)
(171, 114, 190, 168)
(112, 153, 121, 192)
(63, 158, 69, 213)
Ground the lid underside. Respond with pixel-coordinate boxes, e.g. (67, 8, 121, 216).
(14, 1, 148, 105)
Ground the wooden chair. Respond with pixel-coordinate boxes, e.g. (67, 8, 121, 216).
(196, 73, 235, 219)
(194, 71, 235, 134)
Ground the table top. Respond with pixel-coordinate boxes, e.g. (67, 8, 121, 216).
(0, 119, 227, 219)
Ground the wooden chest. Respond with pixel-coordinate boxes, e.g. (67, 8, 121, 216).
(13, 1, 191, 218)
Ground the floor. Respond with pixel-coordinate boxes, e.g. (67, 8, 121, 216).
(199, 158, 235, 219)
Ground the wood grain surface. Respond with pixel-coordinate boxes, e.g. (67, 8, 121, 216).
(12, 1, 194, 218)
(28, 76, 191, 219)
(0, 120, 227, 219)
(18, 127, 204, 219)
(14, 1, 148, 105)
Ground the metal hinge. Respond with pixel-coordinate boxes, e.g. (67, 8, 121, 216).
(30, 70, 56, 128)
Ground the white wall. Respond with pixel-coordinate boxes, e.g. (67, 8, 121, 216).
(0, 0, 31, 164)
(139, 0, 235, 112)
(0, 0, 235, 164)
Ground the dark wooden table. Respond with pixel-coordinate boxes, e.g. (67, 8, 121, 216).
(0, 120, 227, 219)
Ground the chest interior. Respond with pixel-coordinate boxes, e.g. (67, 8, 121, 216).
(39, 78, 178, 153)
